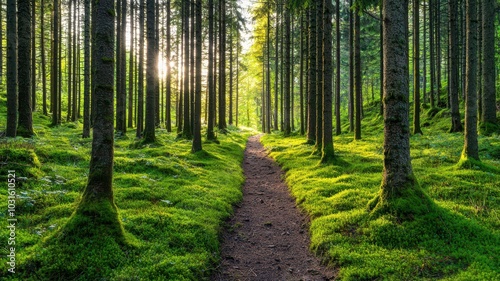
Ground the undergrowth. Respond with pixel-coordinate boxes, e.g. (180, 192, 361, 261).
(0, 101, 252, 280)
(261, 104, 500, 280)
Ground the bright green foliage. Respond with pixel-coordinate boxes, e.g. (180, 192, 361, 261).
(261, 105, 500, 280)
(0, 107, 252, 280)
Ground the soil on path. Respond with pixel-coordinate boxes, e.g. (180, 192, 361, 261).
(211, 135, 336, 281)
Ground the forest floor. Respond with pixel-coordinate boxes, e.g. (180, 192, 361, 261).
(211, 135, 336, 281)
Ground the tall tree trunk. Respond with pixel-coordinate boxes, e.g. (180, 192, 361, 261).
(207, 0, 216, 140)
(6, 0, 18, 137)
(0, 3, 3, 84)
(166, 0, 172, 132)
(144, 0, 157, 142)
(83, 0, 91, 138)
(378, 0, 417, 200)
(379, 6, 383, 115)
(218, 0, 227, 131)
(128, 1, 134, 128)
(335, 0, 341, 135)
(284, 3, 291, 136)
(348, 0, 354, 131)
(413, 0, 422, 135)
(306, 6, 316, 144)
(17, 0, 33, 137)
(41, 0, 47, 116)
(449, 0, 462, 133)
(31, 0, 36, 112)
(189, 0, 195, 131)
(299, 11, 305, 135)
(315, 0, 323, 150)
(137, 0, 145, 138)
(265, 7, 271, 133)
(481, 0, 497, 132)
(354, 11, 362, 140)
(429, 0, 435, 107)
(274, 0, 279, 130)
(192, 0, 202, 152)
(80, 0, 118, 208)
(435, 0, 442, 106)
(67, 0, 73, 122)
(182, 0, 192, 138)
(476, 0, 482, 118)
(321, 0, 334, 162)
(229, 19, 234, 126)
(462, 0, 479, 161)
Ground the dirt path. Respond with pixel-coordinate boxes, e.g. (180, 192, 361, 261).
(211, 135, 336, 281)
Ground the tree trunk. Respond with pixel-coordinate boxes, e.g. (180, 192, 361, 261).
(6, 0, 17, 137)
(481, 0, 497, 132)
(144, 0, 157, 142)
(207, 0, 216, 140)
(128, 1, 134, 128)
(299, 11, 305, 135)
(192, 0, 202, 152)
(379, 0, 416, 199)
(41, 0, 47, 116)
(315, 0, 323, 150)
(429, 0, 435, 107)
(80, 0, 118, 208)
(449, 0, 462, 133)
(306, 6, 316, 144)
(266, 7, 271, 133)
(31, 0, 36, 112)
(137, 0, 145, 138)
(218, 0, 227, 131)
(166, 0, 172, 132)
(335, 0, 341, 135)
(354, 11, 362, 140)
(83, 0, 91, 138)
(413, 0, 422, 135)
(50, 0, 61, 125)
(182, 0, 191, 138)
(284, 4, 291, 136)
(348, 0, 354, 132)
(274, 0, 279, 130)
(17, 0, 34, 137)
(462, 0, 479, 161)
(321, 0, 334, 162)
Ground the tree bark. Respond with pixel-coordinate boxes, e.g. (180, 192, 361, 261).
(6, 0, 17, 137)
(207, 0, 216, 140)
(354, 11, 362, 140)
(136, 0, 145, 138)
(306, 6, 316, 144)
(335, 0, 341, 135)
(81, 0, 116, 203)
(166, 0, 172, 132)
(321, 0, 334, 162)
(380, 0, 416, 198)
(449, 0, 463, 133)
(284, 3, 291, 136)
(144, 0, 157, 142)
(83, 0, 91, 138)
(413, 0, 422, 135)
(462, 0, 479, 161)
(17, 0, 34, 137)
(192, 0, 202, 152)
(481, 0, 497, 131)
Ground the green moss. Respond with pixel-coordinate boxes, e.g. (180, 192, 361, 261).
(261, 103, 500, 280)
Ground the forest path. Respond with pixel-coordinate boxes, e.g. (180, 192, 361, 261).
(211, 135, 336, 281)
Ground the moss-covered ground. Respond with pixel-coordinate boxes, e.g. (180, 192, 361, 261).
(0, 90, 253, 280)
(261, 104, 500, 281)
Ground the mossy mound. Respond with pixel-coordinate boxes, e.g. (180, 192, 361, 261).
(20, 199, 134, 280)
(0, 141, 41, 180)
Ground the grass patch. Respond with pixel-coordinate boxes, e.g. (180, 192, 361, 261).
(261, 105, 500, 280)
(0, 105, 253, 280)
